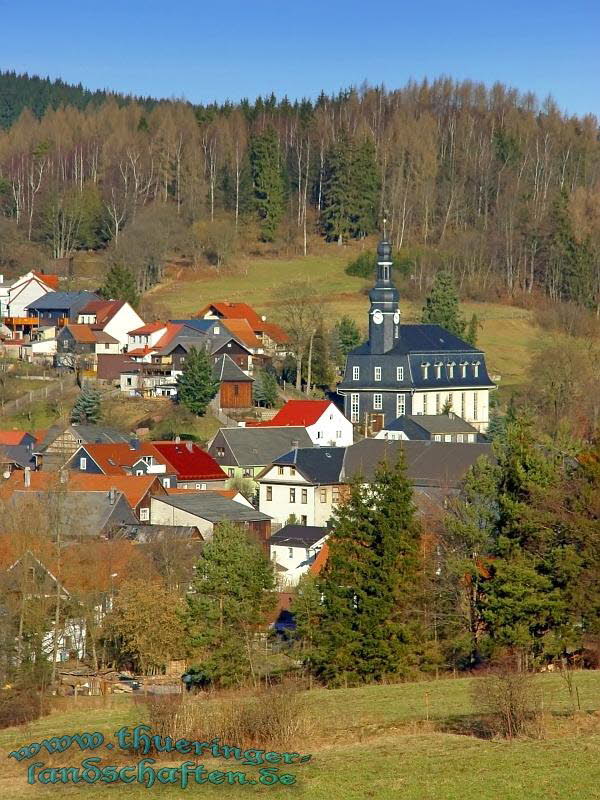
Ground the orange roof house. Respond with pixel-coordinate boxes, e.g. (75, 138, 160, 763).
(194, 302, 288, 346)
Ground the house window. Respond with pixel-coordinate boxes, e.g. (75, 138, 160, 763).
(352, 366, 360, 381)
(448, 362, 455, 378)
(126, 377, 132, 387)
(423, 394, 428, 413)
(104, 343, 110, 349)
(374, 366, 382, 382)
(457, 434, 464, 443)
(473, 392, 478, 420)
(300, 515, 307, 525)
(472, 361, 480, 378)
(444, 434, 452, 442)
(396, 393, 406, 417)
(243, 469, 252, 477)
(421, 362, 430, 380)
(336, 430, 342, 438)
(290, 466, 296, 476)
(195, 483, 202, 489)
(332, 487, 340, 504)
(320, 488, 327, 503)
(136, 470, 144, 476)
(434, 434, 442, 442)
(162, 478, 171, 488)
(468, 434, 476, 443)
(228, 468, 235, 477)
(317, 431, 322, 439)
(278, 466, 284, 475)
(79, 457, 87, 470)
(448, 392, 453, 409)
(436, 393, 441, 414)
(461, 392, 466, 417)
(350, 393, 360, 423)
(140, 507, 149, 522)
(460, 361, 468, 378)
(266, 486, 272, 501)
(397, 366, 404, 381)
(435, 362, 442, 379)
(289, 488, 296, 503)
(216, 447, 225, 458)
(288, 547, 294, 559)
(373, 393, 383, 411)
(233, 384, 239, 396)
(301, 488, 308, 504)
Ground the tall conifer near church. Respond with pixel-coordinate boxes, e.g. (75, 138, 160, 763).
(350, 136, 380, 238)
(249, 127, 286, 242)
(321, 131, 354, 243)
(421, 271, 467, 338)
(312, 452, 421, 686)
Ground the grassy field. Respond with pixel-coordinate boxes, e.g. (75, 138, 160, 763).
(150, 250, 537, 395)
(1, 672, 598, 799)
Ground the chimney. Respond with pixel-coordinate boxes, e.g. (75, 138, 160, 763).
(291, 439, 299, 463)
(175, 435, 181, 444)
(24, 467, 31, 488)
(109, 488, 117, 505)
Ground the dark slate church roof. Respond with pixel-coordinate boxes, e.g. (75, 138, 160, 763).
(350, 324, 478, 355)
(385, 414, 480, 437)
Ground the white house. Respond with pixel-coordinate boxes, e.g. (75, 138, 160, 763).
(269, 524, 329, 587)
(248, 400, 353, 447)
(126, 322, 169, 357)
(257, 446, 346, 527)
(2, 271, 60, 319)
(77, 300, 145, 351)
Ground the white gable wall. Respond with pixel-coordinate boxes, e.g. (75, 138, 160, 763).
(7, 274, 53, 317)
(306, 404, 354, 446)
(103, 304, 145, 350)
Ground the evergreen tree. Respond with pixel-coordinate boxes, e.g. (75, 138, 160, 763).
(70, 384, 101, 424)
(249, 127, 286, 242)
(321, 132, 354, 243)
(176, 347, 220, 416)
(310, 321, 334, 387)
(421, 271, 467, 338)
(253, 369, 279, 408)
(184, 522, 276, 686)
(465, 313, 480, 347)
(312, 452, 421, 685)
(99, 262, 139, 307)
(333, 315, 361, 370)
(350, 137, 380, 238)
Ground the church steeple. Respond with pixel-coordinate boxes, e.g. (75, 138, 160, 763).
(368, 238, 399, 354)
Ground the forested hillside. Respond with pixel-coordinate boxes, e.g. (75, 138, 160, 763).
(0, 74, 599, 310)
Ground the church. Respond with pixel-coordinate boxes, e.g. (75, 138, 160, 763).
(337, 240, 496, 433)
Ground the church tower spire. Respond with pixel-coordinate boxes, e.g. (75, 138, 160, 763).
(368, 238, 400, 354)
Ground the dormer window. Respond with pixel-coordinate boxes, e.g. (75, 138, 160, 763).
(434, 362, 443, 380)
(421, 362, 430, 380)
(447, 362, 455, 379)
(460, 361, 468, 378)
(353, 366, 360, 381)
(397, 366, 404, 381)
(374, 366, 382, 382)
(472, 361, 480, 378)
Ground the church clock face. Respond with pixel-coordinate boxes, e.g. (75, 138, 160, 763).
(393, 312, 400, 325)
(372, 309, 383, 325)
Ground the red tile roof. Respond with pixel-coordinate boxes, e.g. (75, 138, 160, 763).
(309, 542, 329, 575)
(33, 272, 60, 290)
(194, 302, 288, 343)
(97, 354, 140, 381)
(0, 430, 31, 446)
(219, 319, 262, 349)
(128, 321, 166, 336)
(152, 442, 227, 481)
(251, 400, 332, 428)
(62, 324, 99, 344)
(154, 323, 184, 349)
(79, 299, 126, 327)
(78, 442, 161, 475)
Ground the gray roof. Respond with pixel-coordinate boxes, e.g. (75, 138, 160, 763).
(35, 425, 131, 454)
(114, 524, 202, 542)
(152, 491, 271, 523)
(0, 445, 36, 469)
(269, 524, 328, 548)
(386, 414, 480, 436)
(213, 426, 313, 466)
(273, 446, 346, 484)
(27, 291, 100, 313)
(213, 355, 253, 382)
(343, 439, 494, 488)
(8, 490, 138, 535)
(158, 329, 250, 357)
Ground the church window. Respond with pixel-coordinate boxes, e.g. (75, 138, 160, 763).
(448, 362, 455, 378)
(350, 393, 360, 423)
(382, 264, 390, 281)
(461, 392, 466, 417)
(435, 362, 443, 379)
(423, 394, 428, 413)
(396, 393, 406, 416)
(473, 392, 478, 420)
(353, 366, 360, 381)
(396, 366, 404, 381)
(460, 361, 468, 378)
(436, 393, 441, 413)
(374, 366, 382, 381)
(421, 362, 430, 380)
(472, 361, 480, 378)
(373, 393, 383, 410)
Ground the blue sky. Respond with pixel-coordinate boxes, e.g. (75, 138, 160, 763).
(1, 0, 599, 116)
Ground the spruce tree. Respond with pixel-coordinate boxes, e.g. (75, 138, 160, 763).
(310, 321, 334, 387)
(312, 452, 421, 686)
(333, 315, 361, 369)
(70, 384, 101, 424)
(176, 346, 220, 416)
(350, 136, 380, 238)
(249, 127, 286, 242)
(253, 369, 279, 407)
(99, 262, 139, 307)
(321, 132, 354, 243)
(465, 313, 480, 347)
(421, 271, 467, 339)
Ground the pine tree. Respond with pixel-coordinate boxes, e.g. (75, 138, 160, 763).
(249, 127, 286, 242)
(99, 262, 139, 307)
(253, 369, 279, 408)
(70, 384, 101, 424)
(333, 315, 361, 369)
(350, 136, 380, 238)
(310, 321, 334, 387)
(321, 132, 354, 243)
(176, 347, 220, 416)
(185, 522, 276, 686)
(312, 452, 421, 686)
(465, 313, 480, 347)
(421, 271, 467, 338)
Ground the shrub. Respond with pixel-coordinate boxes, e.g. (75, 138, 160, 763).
(0, 688, 47, 730)
(472, 656, 542, 739)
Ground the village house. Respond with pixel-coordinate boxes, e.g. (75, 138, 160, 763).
(170, 321, 258, 371)
(149, 492, 272, 550)
(56, 324, 120, 369)
(375, 413, 481, 442)
(268, 524, 329, 587)
(246, 399, 353, 447)
(213, 354, 254, 412)
(338, 240, 496, 433)
(0, 271, 59, 319)
(0, 430, 40, 474)
(34, 424, 132, 471)
(27, 291, 100, 328)
(207, 425, 313, 480)
(76, 299, 144, 351)
(194, 301, 288, 355)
